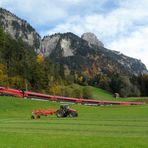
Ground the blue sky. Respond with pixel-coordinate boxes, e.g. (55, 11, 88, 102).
(0, 0, 148, 69)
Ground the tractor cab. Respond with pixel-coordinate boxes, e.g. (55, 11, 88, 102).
(60, 104, 69, 111)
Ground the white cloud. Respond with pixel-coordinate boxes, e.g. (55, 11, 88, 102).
(0, 0, 68, 25)
(108, 27, 148, 69)
(44, 0, 148, 38)
(59, 0, 84, 4)
(0, 0, 108, 26)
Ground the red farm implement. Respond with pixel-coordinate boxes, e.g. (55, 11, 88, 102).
(31, 108, 57, 119)
(31, 104, 78, 119)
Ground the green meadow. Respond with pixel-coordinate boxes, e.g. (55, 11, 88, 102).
(82, 85, 148, 102)
(0, 96, 148, 148)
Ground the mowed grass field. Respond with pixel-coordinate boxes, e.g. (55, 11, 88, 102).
(77, 85, 148, 102)
(0, 96, 148, 148)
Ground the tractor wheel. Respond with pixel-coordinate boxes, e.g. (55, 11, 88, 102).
(36, 115, 40, 119)
(69, 111, 78, 117)
(56, 110, 65, 118)
(31, 115, 35, 119)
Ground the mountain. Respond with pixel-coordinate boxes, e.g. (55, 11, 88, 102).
(81, 32, 104, 47)
(0, 7, 148, 97)
(0, 8, 41, 49)
(41, 32, 147, 76)
(0, 7, 147, 76)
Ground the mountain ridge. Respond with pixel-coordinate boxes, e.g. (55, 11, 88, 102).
(41, 32, 147, 76)
(0, 7, 147, 76)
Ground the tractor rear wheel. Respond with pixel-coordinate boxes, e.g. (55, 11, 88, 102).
(31, 115, 35, 119)
(56, 110, 65, 118)
(69, 111, 78, 117)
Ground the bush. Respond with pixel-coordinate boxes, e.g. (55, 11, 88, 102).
(82, 86, 93, 99)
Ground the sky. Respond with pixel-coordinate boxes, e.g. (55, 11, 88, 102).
(0, 0, 148, 69)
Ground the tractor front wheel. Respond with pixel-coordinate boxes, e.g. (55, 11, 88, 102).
(36, 115, 40, 119)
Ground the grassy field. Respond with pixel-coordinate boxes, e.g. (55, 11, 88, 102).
(85, 86, 115, 100)
(81, 85, 148, 102)
(0, 96, 148, 148)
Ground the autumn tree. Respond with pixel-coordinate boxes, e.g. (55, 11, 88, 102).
(82, 86, 93, 99)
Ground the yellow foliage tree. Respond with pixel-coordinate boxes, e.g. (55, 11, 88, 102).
(78, 76, 83, 83)
(50, 84, 61, 95)
(36, 54, 44, 64)
(0, 63, 8, 86)
(8, 76, 24, 89)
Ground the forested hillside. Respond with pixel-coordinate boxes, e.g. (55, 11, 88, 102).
(0, 26, 148, 98)
(0, 26, 62, 92)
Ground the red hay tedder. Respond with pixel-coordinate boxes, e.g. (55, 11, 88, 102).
(31, 104, 78, 119)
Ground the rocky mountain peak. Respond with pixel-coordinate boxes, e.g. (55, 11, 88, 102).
(81, 32, 104, 47)
(41, 32, 147, 76)
(41, 34, 61, 56)
(41, 32, 82, 57)
(0, 7, 41, 49)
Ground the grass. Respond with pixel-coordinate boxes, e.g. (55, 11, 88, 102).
(70, 84, 115, 100)
(90, 86, 115, 100)
(0, 96, 148, 147)
(80, 85, 148, 102)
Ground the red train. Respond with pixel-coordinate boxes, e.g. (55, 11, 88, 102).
(0, 86, 144, 106)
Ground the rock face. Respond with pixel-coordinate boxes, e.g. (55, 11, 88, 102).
(41, 34, 60, 56)
(41, 34, 74, 57)
(81, 32, 104, 47)
(41, 32, 147, 76)
(60, 38, 74, 57)
(0, 8, 41, 49)
(41, 33, 77, 58)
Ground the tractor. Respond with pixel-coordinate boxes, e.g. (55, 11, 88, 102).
(56, 104, 78, 118)
(31, 104, 78, 119)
